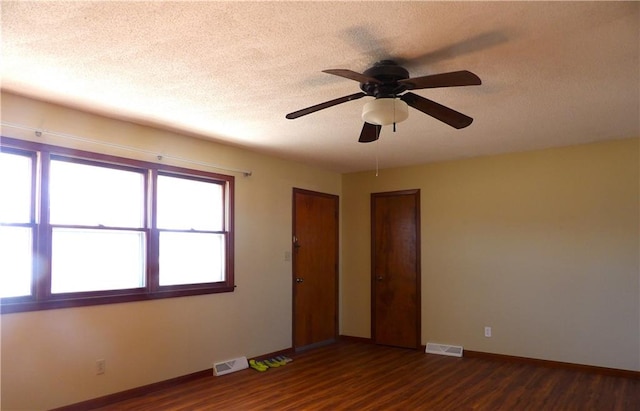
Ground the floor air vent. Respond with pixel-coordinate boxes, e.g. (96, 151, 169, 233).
(425, 343, 463, 357)
(213, 356, 248, 376)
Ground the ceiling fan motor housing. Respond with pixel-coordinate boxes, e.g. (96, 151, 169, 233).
(360, 60, 410, 98)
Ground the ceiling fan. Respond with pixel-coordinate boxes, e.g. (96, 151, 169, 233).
(285, 60, 481, 143)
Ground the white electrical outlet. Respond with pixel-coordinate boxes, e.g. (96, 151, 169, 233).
(484, 326, 492, 338)
(96, 359, 106, 375)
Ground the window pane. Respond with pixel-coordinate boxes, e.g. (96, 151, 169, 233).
(0, 152, 32, 223)
(51, 228, 145, 293)
(157, 175, 223, 231)
(0, 226, 33, 298)
(159, 232, 225, 286)
(50, 160, 144, 227)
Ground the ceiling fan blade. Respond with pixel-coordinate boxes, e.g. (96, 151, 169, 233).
(401, 92, 473, 129)
(399, 70, 481, 90)
(286, 92, 367, 119)
(323, 69, 382, 84)
(358, 122, 382, 143)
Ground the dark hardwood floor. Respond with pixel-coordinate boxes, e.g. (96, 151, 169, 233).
(93, 341, 639, 410)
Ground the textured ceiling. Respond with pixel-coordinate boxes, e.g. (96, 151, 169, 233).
(2, 1, 638, 173)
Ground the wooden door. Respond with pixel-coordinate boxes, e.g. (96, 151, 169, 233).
(293, 188, 339, 350)
(371, 189, 421, 349)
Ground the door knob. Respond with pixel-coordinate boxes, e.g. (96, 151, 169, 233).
(296, 278, 304, 283)
(377, 276, 384, 281)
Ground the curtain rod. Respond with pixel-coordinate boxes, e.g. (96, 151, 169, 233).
(0, 121, 253, 177)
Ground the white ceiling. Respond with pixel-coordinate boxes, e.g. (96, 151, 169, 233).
(2, 1, 638, 173)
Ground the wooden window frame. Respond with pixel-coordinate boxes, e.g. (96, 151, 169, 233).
(0, 137, 235, 314)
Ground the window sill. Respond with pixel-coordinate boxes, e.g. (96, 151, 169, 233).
(0, 285, 235, 314)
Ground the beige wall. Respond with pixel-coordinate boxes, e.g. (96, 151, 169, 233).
(0, 92, 342, 410)
(342, 138, 639, 372)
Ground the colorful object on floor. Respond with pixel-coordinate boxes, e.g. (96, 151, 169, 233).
(270, 357, 287, 366)
(263, 359, 281, 368)
(249, 356, 293, 372)
(276, 355, 293, 364)
(249, 359, 268, 372)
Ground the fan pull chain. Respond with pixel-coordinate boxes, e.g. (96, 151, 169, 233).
(393, 97, 398, 133)
(375, 138, 379, 177)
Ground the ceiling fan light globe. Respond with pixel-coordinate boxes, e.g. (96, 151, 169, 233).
(362, 98, 409, 126)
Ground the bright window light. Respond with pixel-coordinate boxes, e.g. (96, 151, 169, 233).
(159, 232, 225, 286)
(1, 138, 235, 313)
(0, 152, 32, 223)
(157, 175, 223, 231)
(0, 226, 33, 298)
(51, 228, 146, 293)
(50, 159, 144, 227)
